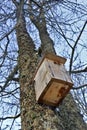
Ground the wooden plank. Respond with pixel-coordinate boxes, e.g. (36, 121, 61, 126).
(44, 53, 66, 64)
(34, 59, 52, 101)
(34, 53, 66, 79)
(52, 78, 73, 87)
(46, 59, 73, 84)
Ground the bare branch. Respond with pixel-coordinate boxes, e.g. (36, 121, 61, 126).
(12, 0, 19, 7)
(72, 84, 87, 90)
(0, 113, 20, 121)
(0, 36, 9, 67)
(71, 67, 87, 74)
(0, 27, 15, 41)
(12, 78, 19, 82)
(49, 8, 73, 48)
(69, 20, 87, 73)
(0, 65, 18, 92)
(30, 0, 41, 8)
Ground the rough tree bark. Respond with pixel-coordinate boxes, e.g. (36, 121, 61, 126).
(29, 4, 87, 130)
(13, 0, 87, 130)
(29, 3, 55, 54)
(14, 1, 60, 130)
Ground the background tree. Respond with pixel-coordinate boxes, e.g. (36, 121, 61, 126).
(0, 0, 87, 129)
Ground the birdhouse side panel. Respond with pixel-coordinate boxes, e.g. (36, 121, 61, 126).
(34, 59, 52, 101)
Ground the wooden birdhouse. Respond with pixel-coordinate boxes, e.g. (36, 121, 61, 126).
(34, 53, 73, 106)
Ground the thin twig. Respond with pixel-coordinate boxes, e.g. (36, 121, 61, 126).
(71, 67, 87, 74)
(0, 65, 18, 92)
(69, 20, 87, 73)
(72, 84, 87, 90)
(0, 27, 15, 41)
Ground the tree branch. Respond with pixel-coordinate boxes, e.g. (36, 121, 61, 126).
(69, 20, 87, 73)
(31, 0, 41, 8)
(12, 78, 19, 82)
(71, 67, 87, 74)
(0, 113, 20, 121)
(0, 36, 9, 67)
(72, 84, 87, 90)
(0, 65, 18, 92)
(0, 27, 15, 41)
(49, 8, 72, 48)
(12, 0, 19, 7)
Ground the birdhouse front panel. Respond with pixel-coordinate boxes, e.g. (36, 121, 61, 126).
(45, 59, 72, 83)
(34, 53, 73, 106)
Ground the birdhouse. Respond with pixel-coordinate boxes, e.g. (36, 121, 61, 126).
(34, 53, 73, 106)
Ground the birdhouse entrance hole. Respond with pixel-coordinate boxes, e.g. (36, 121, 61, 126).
(34, 53, 73, 106)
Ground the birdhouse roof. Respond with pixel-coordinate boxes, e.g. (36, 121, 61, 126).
(42, 53, 66, 64)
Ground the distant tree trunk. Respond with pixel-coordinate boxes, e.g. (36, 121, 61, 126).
(13, 1, 87, 130)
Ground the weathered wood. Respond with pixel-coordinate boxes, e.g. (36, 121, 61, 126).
(34, 53, 73, 106)
(43, 53, 66, 64)
(39, 79, 72, 106)
(34, 53, 66, 76)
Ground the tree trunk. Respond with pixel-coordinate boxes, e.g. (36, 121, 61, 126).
(15, 1, 61, 130)
(14, 1, 87, 130)
(29, 6, 87, 130)
(29, 4, 55, 54)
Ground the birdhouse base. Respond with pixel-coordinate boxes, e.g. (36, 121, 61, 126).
(38, 78, 72, 106)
